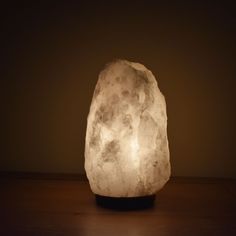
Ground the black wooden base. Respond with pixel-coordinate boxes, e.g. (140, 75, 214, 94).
(95, 194, 156, 210)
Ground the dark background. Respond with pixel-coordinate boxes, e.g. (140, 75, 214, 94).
(1, 1, 236, 177)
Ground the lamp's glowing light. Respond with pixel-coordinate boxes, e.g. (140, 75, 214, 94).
(130, 135, 139, 167)
(85, 60, 170, 197)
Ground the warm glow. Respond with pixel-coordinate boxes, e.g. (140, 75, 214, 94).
(85, 60, 170, 197)
(130, 135, 140, 167)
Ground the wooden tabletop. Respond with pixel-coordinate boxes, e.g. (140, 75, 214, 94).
(0, 177, 235, 236)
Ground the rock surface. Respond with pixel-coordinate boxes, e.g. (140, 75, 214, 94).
(85, 60, 170, 197)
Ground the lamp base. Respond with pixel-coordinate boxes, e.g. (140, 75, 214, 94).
(95, 194, 156, 210)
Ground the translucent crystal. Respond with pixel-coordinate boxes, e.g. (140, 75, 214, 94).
(85, 60, 170, 197)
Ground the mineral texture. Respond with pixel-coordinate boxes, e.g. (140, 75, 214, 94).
(85, 60, 170, 197)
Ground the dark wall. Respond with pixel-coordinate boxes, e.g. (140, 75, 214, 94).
(1, 1, 236, 177)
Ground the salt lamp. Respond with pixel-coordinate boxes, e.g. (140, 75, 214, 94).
(85, 60, 170, 201)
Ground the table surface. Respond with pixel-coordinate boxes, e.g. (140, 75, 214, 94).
(0, 177, 235, 236)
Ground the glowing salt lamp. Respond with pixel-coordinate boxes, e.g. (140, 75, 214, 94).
(85, 60, 170, 202)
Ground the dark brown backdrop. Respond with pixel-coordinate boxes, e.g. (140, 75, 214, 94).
(1, 1, 236, 177)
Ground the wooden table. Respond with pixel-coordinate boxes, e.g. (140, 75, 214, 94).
(0, 176, 235, 236)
